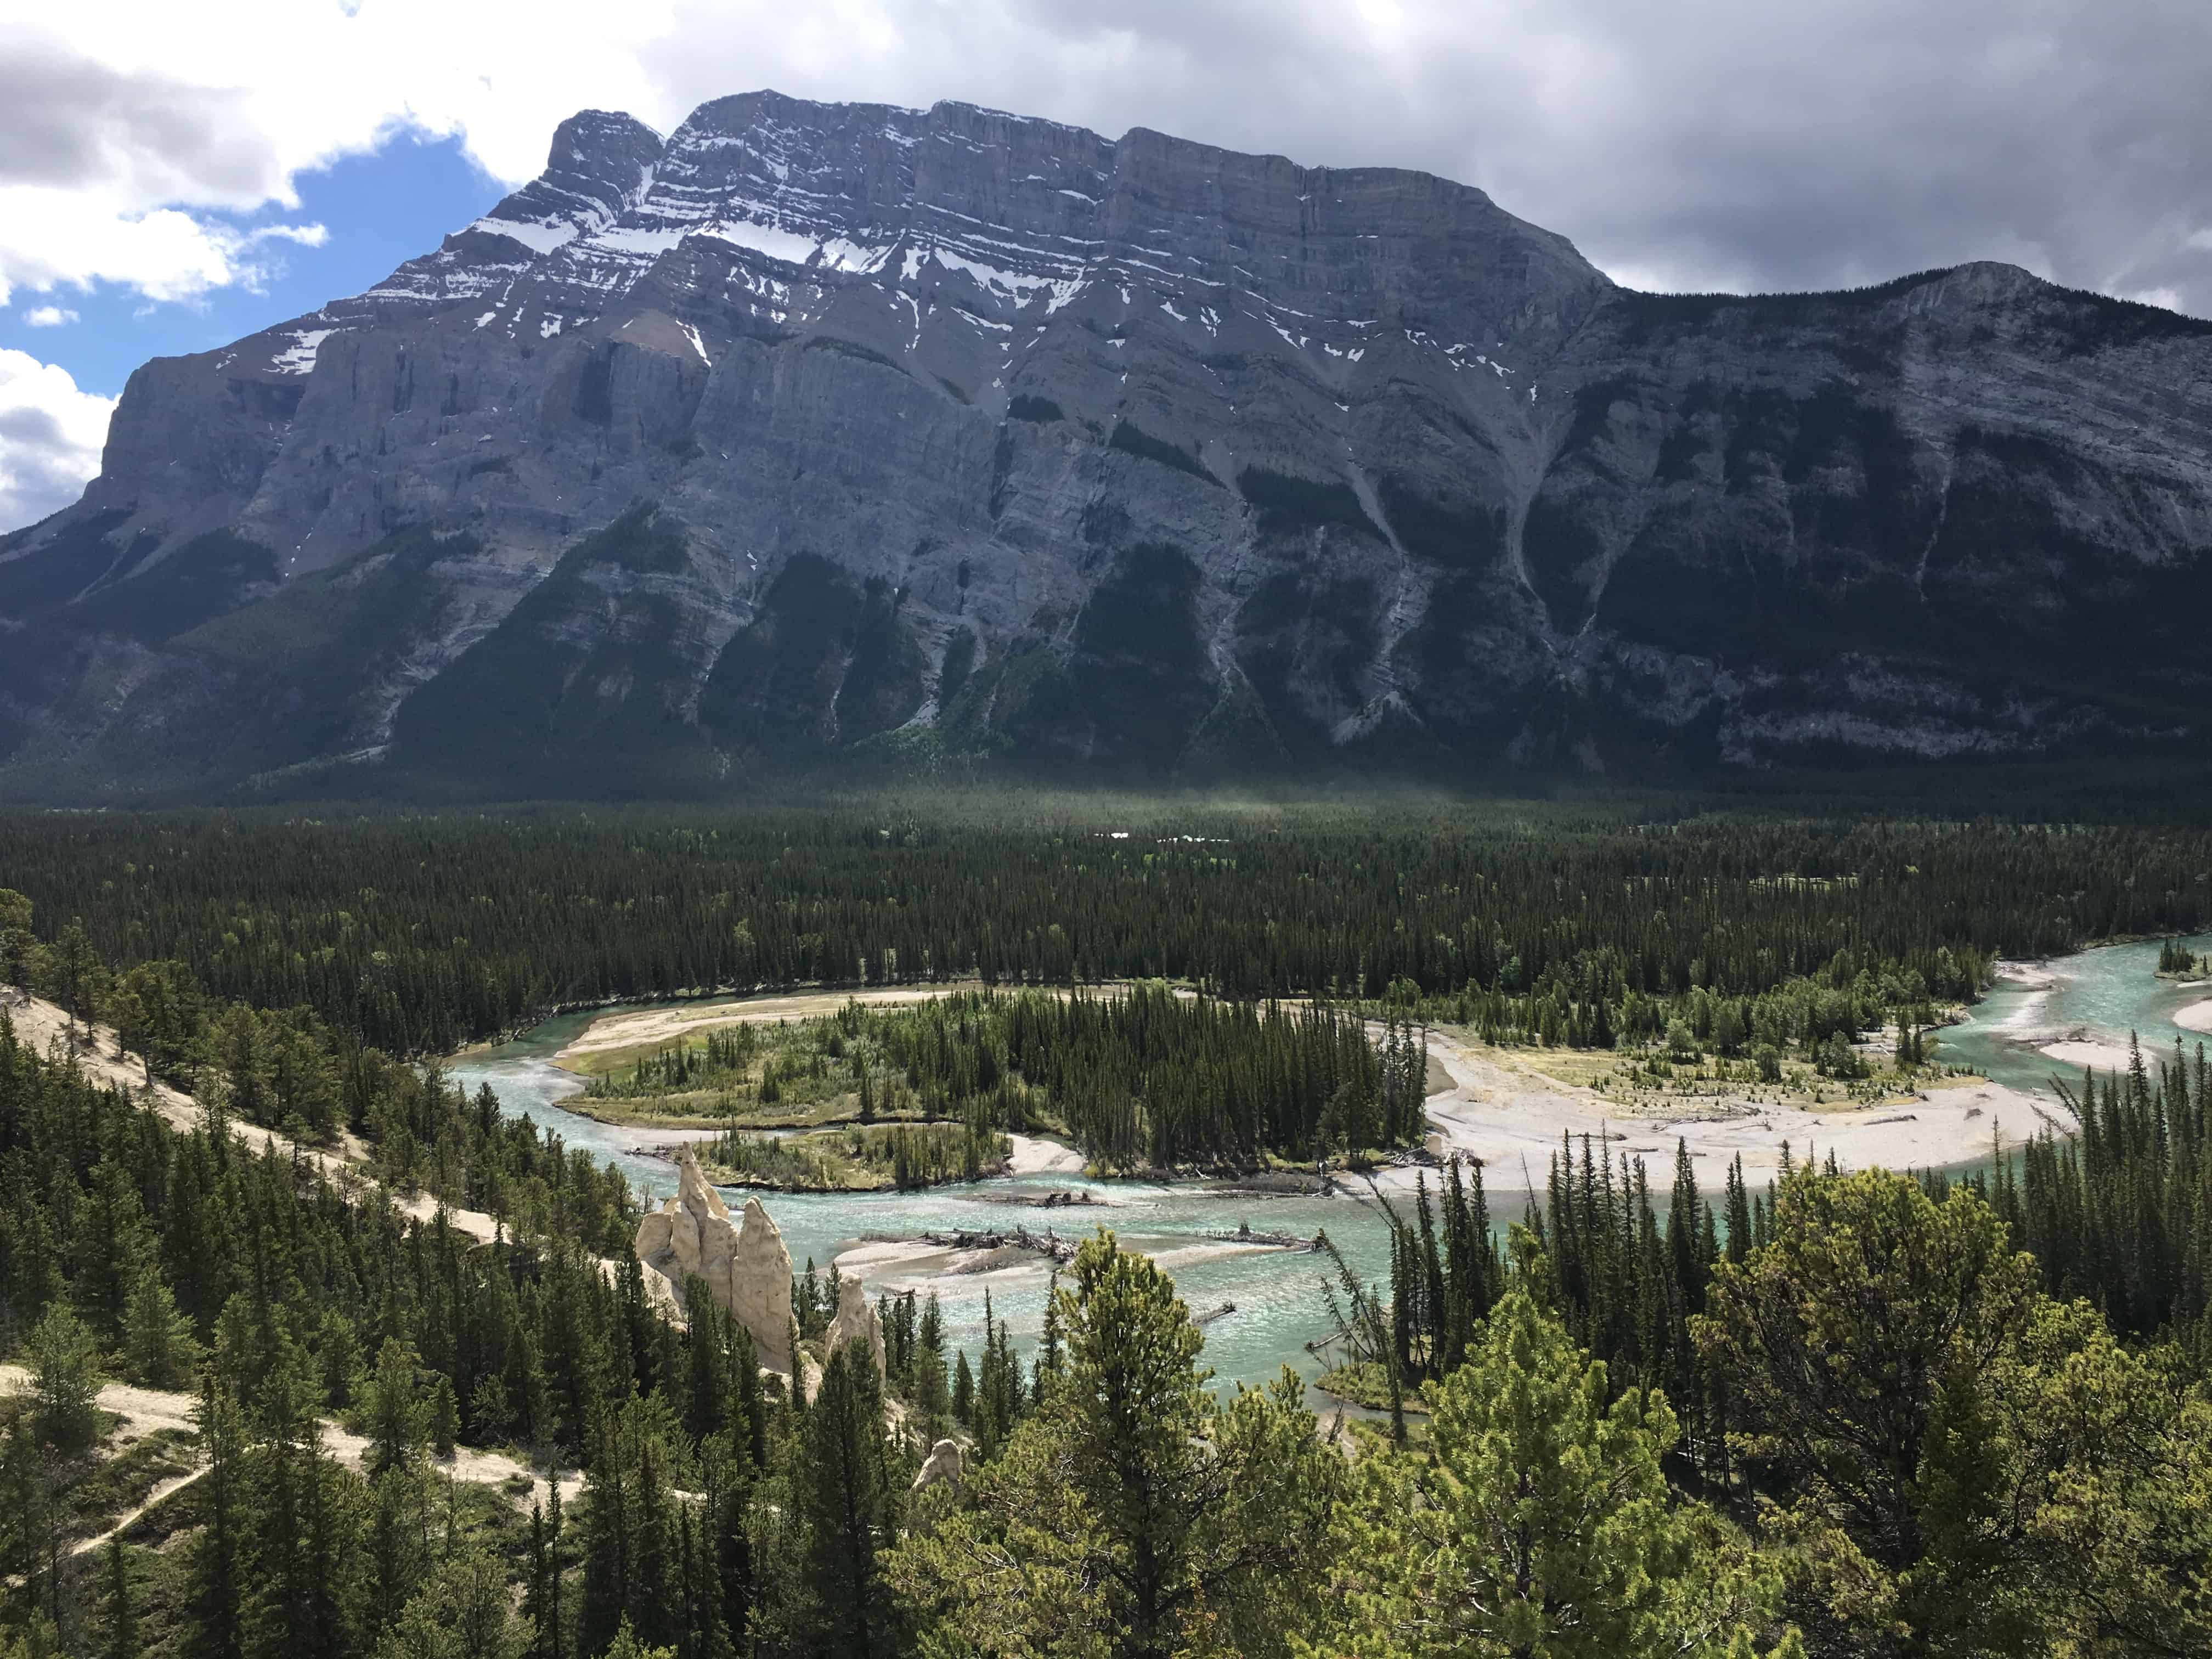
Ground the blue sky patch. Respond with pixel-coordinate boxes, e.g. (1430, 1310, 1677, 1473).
(2, 132, 504, 399)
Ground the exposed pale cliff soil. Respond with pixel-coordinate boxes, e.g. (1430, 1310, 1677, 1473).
(4, 991, 509, 1241)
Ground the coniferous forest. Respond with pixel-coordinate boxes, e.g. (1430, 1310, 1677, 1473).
(0, 791, 2209, 1659)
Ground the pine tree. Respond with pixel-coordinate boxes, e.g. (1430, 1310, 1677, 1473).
(0, 1419, 54, 1626)
(950, 1350, 974, 1426)
(123, 1265, 202, 1390)
(1318, 1278, 1796, 1659)
(1667, 1139, 1705, 1316)
(1724, 1156, 1752, 1265)
(364, 1466, 433, 1645)
(101, 1534, 138, 1659)
(1033, 1269, 1064, 1404)
(885, 1229, 1341, 1658)
(523, 1487, 566, 1659)
(798, 1342, 891, 1658)
(26, 1300, 103, 1457)
(431, 1373, 460, 1458)
(380, 1550, 531, 1659)
(183, 1375, 248, 1659)
(364, 1339, 430, 1476)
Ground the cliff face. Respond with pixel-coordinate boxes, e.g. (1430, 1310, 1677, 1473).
(4, 92, 2211, 794)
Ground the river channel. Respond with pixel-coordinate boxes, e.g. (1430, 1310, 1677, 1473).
(448, 931, 2212, 1387)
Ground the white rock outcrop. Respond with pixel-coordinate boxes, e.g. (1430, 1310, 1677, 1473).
(729, 1196, 794, 1374)
(912, 1438, 963, 1492)
(634, 1150, 794, 1373)
(825, 1273, 887, 1378)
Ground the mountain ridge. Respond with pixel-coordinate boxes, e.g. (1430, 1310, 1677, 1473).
(4, 89, 2210, 797)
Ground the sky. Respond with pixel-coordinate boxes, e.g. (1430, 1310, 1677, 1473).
(3, 0, 2210, 533)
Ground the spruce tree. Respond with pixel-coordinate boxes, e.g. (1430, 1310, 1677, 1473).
(27, 1300, 103, 1457)
(364, 1339, 430, 1476)
(885, 1229, 1340, 1658)
(122, 1265, 201, 1391)
(1319, 1278, 1796, 1658)
(950, 1350, 973, 1425)
(101, 1534, 138, 1659)
(798, 1341, 891, 1658)
(182, 1375, 248, 1659)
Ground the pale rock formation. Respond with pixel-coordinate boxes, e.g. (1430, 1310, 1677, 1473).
(825, 1274, 887, 1379)
(729, 1197, 795, 1374)
(634, 1150, 793, 1373)
(912, 1438, 963, 1493)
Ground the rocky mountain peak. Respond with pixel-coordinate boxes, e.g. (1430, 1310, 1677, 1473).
(2, 93, 2209, 797)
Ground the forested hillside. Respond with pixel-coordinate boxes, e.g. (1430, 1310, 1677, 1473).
(4, 1007, 2207, 1658)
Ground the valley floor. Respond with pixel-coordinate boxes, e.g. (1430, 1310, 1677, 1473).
(533, 983, 2039, 1192)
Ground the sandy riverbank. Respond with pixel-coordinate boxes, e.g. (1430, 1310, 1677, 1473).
(1993, 959, 2062, 992)
(1005, 1132, 1087, 1175)
(2038, 1040, 2140, 1071)
(1393, 1029, 2050, 1193)
(554, 984, 988, 1061)
(551, 980, 1207, 1068)
(2175, 1000, 2212, 1035)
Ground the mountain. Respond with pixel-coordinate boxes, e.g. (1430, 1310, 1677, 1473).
(5, 91, 2212, 797)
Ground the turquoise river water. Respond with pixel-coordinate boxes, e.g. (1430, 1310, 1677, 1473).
(449, 932, 2212, 1387)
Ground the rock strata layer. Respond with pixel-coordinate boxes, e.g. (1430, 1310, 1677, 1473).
(4, 91, 2211, 789)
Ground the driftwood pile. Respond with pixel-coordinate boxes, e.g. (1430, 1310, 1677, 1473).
(1206, 1221, 1321, 1251)
(918, 1224, 1079, 1263)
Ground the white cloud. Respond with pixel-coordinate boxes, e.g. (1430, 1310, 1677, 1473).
(0, 4, 669, 306)
(22, 305, 78, 326)
(4, 0, 2211, 322)
(0, 349, 116, 529)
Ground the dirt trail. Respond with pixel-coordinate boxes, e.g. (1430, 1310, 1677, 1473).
(0, 1362, 583, 1553)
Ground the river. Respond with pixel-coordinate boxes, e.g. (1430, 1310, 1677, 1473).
(448, 931, 2212, 1387)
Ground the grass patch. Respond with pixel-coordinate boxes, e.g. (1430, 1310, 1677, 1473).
(1313, 1362, 1431, 1414)
(55, 1427, 200, 1542)
(696, 1121, 1010, 1191)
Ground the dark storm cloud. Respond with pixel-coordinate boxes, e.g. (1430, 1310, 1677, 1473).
(0, 404, 69, 448)
(647, 0, 2212, 313)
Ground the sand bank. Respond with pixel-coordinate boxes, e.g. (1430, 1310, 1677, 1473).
(1993, 960, 2062, 992)
(832, 1234, 1059, 1289)
(2174, 1000, 2212, 1035)
(1395, 1030, 2046, 1193)
(2038, 1040, 2138, 1071)
(557, 984, 984, 1060)
(1005, 1133, 1087, 1175)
